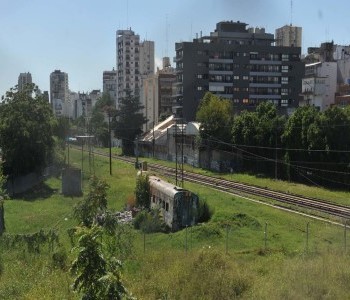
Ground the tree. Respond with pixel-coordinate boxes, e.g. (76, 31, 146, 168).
(71, 177, 133, 299)
(196, 92, 233, 149)
(135, 174, 150, 209)
(232, 102, 285, 176)
(0, 163, 7, 236)
(53, 116, 71, 142)
(0, 84, 56, 177)
(282, 106, 321, 181)
(70, 225, 108, 299)
(90, 93, 115, 147)
(73, 176, 109, 227)
(114, 90, 146, 155)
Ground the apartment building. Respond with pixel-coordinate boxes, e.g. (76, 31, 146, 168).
(116, 29, 154, 106)
(18, 72, 32, 93)
(275, 24, 302, 47)
(103, 69, 117, 105)
(174, 21, 304, 121)
(50, 70, 69, 117)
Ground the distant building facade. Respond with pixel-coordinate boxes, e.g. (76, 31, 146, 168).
(50, 70, 69, 117)
(141, 73, 158, 132)
(103, 69, 117, 105)
(140, 57, 176, 132)
(116, 29, 154, 106)
(18, 72, 32, 92)
(174, 21, 304, 121)
(158, 57, 176, 119)
(275, 25, 302, 47)
(300, 62, 337, 110)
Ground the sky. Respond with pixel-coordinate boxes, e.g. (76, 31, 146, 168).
(1, 0, 350, 98)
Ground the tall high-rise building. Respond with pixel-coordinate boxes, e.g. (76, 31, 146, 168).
(141, 73, 158, 132)
(116, 29, 154, 106)
(18, 72, 32, 92)
(50, 70, 69, 117)
(103, 69, 117, 105)
(275, 25, 302, 48)
(174, 21, 304, 121)
(158, 57, 176, 119)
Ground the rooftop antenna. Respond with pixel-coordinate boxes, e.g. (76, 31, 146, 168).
(190, 22, 192, 41)
(165, 14, 169, 57)
(126, 0, 129, 29)
(290, 0, 293, 26)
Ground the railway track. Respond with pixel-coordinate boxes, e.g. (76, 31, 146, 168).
(80, 147, 350, 220)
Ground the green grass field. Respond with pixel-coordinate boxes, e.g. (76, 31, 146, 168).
(1, 147, 350, 299)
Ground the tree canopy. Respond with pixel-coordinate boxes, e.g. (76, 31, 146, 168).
(0, 84, 56, 177)
(196, 92, 233, 149)
(89, 92, 115, 147)
(113, 90, 146, 155)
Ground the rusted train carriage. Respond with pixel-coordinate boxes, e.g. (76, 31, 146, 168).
(149, 176, 199, 231)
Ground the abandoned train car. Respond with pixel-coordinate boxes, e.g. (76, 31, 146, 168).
(149, 176, 199, 231)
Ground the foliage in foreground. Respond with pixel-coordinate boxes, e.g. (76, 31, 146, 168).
(126, 248, 350, 300)
(71, 176, 134, 299)
(73, 176, 109, 227)
(70, 225, 132, 299)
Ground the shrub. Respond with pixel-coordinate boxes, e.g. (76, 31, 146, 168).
(52, 248, 68, 270)
(0, 254, 3, 276)
(197, 199, 213, 223)
(133, 209, 167, 233)
(135, 174, 150, 209)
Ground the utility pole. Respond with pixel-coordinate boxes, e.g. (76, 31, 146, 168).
(275, 129, 278, 180)
(108, 113, 112, 176)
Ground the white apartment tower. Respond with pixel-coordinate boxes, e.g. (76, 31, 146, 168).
(116, 29, 154, 106)
(275, 25, 302, 48)
(50, 70, 69, 117)
(18, 72, 32, 92)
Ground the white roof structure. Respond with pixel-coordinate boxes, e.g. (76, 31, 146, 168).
(140, 115, 201, 144)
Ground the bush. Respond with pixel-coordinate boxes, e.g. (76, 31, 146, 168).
(0, 254, 3, 276)
(135, 174, 150, 209)
(133, 209, 168, 233)
(197, 199, 213, 223)
(52, 248, 68, 270)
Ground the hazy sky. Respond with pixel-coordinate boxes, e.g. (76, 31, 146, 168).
(1, 0, 350, 98)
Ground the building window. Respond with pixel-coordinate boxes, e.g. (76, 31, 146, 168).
(243, 98, 249, 104)
(281, 77, 288, 84)
(243, 76, 249, 80)
(234, 75, 240, 80)
(233, 98, 240, 103)
(282, 65, 289, 72)
(281, 88, 288, 95)
(281, 99, 289, 107)
(234, 87, 240, 92)
(282, 54, 289, 62)
(197, 74, 203, 79)
(197, 86, 203, 91)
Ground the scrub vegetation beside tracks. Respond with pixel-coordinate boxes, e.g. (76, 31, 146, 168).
(1, 147, 350, 299)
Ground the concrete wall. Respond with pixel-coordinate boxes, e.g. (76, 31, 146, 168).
(62, 167, 82, 196)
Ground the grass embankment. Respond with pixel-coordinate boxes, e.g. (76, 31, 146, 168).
(1, 147, 350, 299)
(96, 146, 350, 206)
